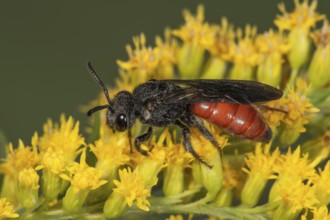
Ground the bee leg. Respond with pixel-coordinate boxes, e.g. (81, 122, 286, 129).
(134, 127, 153, 155)
(128, 129, 133, 153)
(175, 120, 213, 168)
(188, 116, 222, 152)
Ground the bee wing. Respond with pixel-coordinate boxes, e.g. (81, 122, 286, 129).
(161, 79, 283, 105)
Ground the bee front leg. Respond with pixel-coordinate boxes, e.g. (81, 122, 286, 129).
(134, 127, 153, 155)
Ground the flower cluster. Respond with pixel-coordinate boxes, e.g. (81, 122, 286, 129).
(0, 1, 329, 219)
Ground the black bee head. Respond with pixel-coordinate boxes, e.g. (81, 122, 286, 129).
(106, 91, 136, 132)
(86, 61, 136, 132)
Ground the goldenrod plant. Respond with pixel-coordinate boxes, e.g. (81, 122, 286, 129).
(1, 1, 330, 219)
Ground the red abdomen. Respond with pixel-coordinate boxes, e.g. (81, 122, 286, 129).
(190, 102, 272, 142)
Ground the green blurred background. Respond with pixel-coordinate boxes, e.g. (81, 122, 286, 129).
(1, 1, 329, 144)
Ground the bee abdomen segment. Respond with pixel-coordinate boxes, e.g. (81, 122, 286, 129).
(190, 102, 271, 142)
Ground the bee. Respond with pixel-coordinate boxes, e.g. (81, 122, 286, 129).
(87, 62, 282, 167)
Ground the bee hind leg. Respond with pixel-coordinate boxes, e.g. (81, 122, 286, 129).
(175, 120, 213, 168)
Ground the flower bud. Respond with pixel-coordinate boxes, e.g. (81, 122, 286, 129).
(163, 166, 184, 196)
(241, 172, 268, 206)
(213, 188, 233, 207)
(279, 126, 301, 146)
(229, 63, 254, 80)
(103, 191, 127, 219)
(177, 42, 204, 78)
(308, 45, 330, 90)
(62, 186, 89, 211)
(257, 53, 282, 87)
(201, 57, 226, 79)
(16, 168, 39, 210)
(42, 169, 69, 201)
(288, 28, 311, 70)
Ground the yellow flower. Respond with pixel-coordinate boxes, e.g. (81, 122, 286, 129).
(135, 142, 166, 188)
(61, 150, 107, 211)
(61, 150, 107, 193)
(270, 145, 323, 219)
(114, 168, 153, 211)
(213, 160, 245, 207)
(90, 125, 130, 178)
(256, 29, 289, 86)
(226, 25, 261, 80)
(172, 5, 216, 78)
(274, 0, 324, 31)
(307, 205, 330, 220)
(0, 198, 19, 219)
(0, 134, 39, 176)
(275, 0, 324, 70)
(103, 167, 154, 218)
(163, 130, 193, 167)
(117, 32, 176, 84)
(273, 146, 317, 182)
(39, 115, 85, 162)
(264, 79, 319, 145)
(39, 147, 67, 175)
(201, 19, 233, 79)
(172, 5, 216, 49)
(16, 168, 40, 210)
(208, 18, 235, 57)
(154, 29, 178, 78)
(87, 125, 131, 202)
(162, 130, 193, 196)
(0, 134, 39, 206)
(17, 168, 39, 190)
(241, 143, 280, 206)
(272, 177, 318, 220)
(190, 128, 228, 202)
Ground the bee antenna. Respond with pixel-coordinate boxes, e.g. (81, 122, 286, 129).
(87, 61, 113, 106)
(87, 105, 113, 116)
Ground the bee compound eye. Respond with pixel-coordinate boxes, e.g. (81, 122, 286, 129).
(115, 114, 127, 131)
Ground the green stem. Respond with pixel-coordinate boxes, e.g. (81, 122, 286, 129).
(150, 202, 278, 220)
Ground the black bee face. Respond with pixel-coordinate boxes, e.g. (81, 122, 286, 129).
(106, 91, 136, 132)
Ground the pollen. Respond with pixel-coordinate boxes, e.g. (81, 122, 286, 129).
(113, 168, 153, 211)
(0, 198, 19, 219)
